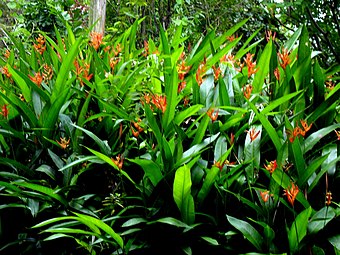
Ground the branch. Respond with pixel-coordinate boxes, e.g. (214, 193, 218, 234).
(306, 7, 340, 64)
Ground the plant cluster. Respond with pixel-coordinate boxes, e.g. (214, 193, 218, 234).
(0, 19, 339, 254)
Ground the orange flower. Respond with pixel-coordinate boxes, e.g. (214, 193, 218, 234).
(29, 72, 43, 87)
(265, 30, 276, 42)
(114, 44, 122, 56)
(73, 60, 93, 86)
(131, 120, 143, 138)
(33, 34, 46, 55)
(287, 120, 312, 142)
(178, 81, 186, 93)
(152, 94, 167, 113)
(143, 40, 149, 57)
(111, 154, 124, 169)
(260, 190, 270, 203)
(212, 65, 222, 81)
(1, 66, 12, 78)
(42, 64, 53, 81)
(230, 133, 235, 145)
(177, 60, 191, 81)
(325, 191, 332, 206)
(207, 108, 219, 122)
(247, 128, 260, 142)
(283, 182, 299, 206)
(196, 62, 206, 86)
(89, 32, 103, 51)
(109, 57, 119, 71)
(264, 160, 277, 175)
(57, 137, 70, 149)
(183, 97, 190, 107)
(226, 34, 237, 42)
(0, 104, 9, 118)
(300, 119, 312, 133)
(220, 53, 236, 66)
(278, 48, 291, 69)
(335, 130, 340, 140)
(244, 53, 258, 78)
(243, 84, 253, 99)
(274, 67, 280, 81)
(4, 50, 10, 59)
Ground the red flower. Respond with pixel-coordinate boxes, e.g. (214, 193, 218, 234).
(243, 84, 253, 99)
(111, 154, 124, 169)
(244, 53, 258, 78)
(29, 72, 43, 87)
(278, 48, 291, 69)
(0, 104, 9, 118)
(325, 191, 332, 206)
(283, 182, 299, 206)
(247, 128, 260, 142)
(260, 190, 270, 202)
(264, 160, 277, 175)
(335, 130, 340, 140)
(90, 32, 103, 51)
(207, 108, 219, 122)
(33, 34, 46, 55)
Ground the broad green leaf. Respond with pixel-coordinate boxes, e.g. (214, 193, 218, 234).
(248, 101, 282, 151)
(328, 235, 340, 250)
(308, 207, 336, 235)
(7, 65, 31, 102)
(174, 104, 203, 126)
(75, 212, 124, 248)
(173, 165, 195, 225)
(36, 164, 56, 180)
(85, 147, 135, 185)
(72, 123, 111, 155)
(128, 159, 163, 186)
(298, 154, 328, 187)
(122, 218, 147, 227)
(321, 144, 337, 176)
(201, 236, 219, 246)
(226, 215, 263, 251)
(244, 125, 262, 184)
(58, 156, 98, 172)
(288, 207, 312, 253)
(253, 40, 272, 93)
(153, 217, 192, 230)
(13, 181, 67, 206)
(304, 124, 340, 153)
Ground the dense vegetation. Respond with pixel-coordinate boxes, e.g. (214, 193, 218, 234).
(0, 0, 339, 254)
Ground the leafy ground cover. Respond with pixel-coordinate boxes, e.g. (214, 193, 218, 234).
(0, 19, 339, 254)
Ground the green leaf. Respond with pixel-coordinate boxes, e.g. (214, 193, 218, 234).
(303, 124, 340, 153)
(7, 65, 31, 102)
(328, 235, 340, 250)
(74, 212, 124, 248)
(173, 165, 195, 225)
(288, 207, 312, 253)
(308, 207, 336, 235)
(128, 159, 163, 186)
(298, 154, 328, 187)
(321, 144, 337, 176)
(13, 181, 67, 206)
(226, 215, 263, 251)
(85, 147, 135, 185)
(36, 164, 56, 180)
(201, 236, 219, 246)
(122, 218, 147, 227)
(253, 40, 272, 93)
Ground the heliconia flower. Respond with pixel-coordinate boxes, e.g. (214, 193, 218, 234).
(109, 57, 119, 71)
(212, 65, 222, 81)
(4, 50, 10, 59)
(283, 182, 299, 206)
(226, 34, 237, 42)
(230, 133, 235, 145)
(152, 94, 167, 113)
(335, 130, 340, 140)
(89, 32, 103, 51)
(33, 34, 46, 55)
(0, 104, 9, 118)
(178, 81, 186, 93)
(42, 64, 53, 81)
(1, 66, 12, 78)
(247, 128, 260, 142)
(220, 53, 236, 66)
(111, 154, 124, 169)
(131, 119, 144, 138)
(260, 190, 270, 203)
(29, 72, 43, 87)
(278, 48, 291, 69)
(300, 119, 312, 133)
(265, 30, 276, 42)
(243, 84, 253, 99)
(143, 40, 149, 57)
(196, 63, 206, 86)
(183, 97, 190, 107)
(274, 67, 280, 81)
(177, 60, 191, 81)
(207, 108, 219, 122)
(114, 44, 122, 56)
(325, 191, 332, 206)
(244, 53, 258, 78)
(264, 160, 277, 175)
(57, 137, 70, 149)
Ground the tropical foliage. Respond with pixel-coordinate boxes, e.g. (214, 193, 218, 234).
(0, 1, 340, 255)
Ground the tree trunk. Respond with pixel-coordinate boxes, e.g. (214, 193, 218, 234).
(89, 0, 107, 34)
